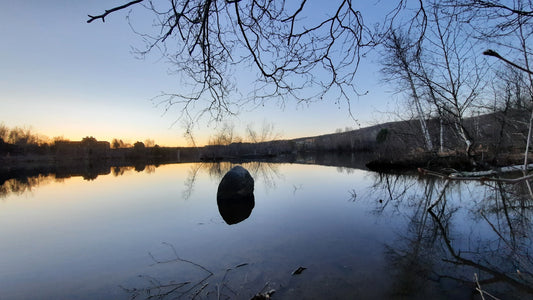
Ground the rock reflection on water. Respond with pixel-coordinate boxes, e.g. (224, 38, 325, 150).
(370, 172, 533, 299)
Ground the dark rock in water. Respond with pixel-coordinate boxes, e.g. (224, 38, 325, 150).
(217, 166, 255, 225)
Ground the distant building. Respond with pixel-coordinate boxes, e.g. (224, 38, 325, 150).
(55, 138, 110, 159)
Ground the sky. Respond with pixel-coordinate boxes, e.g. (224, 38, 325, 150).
(0, 1, 395, 146)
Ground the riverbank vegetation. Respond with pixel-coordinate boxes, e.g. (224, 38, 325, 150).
(1, 106, 532, 173)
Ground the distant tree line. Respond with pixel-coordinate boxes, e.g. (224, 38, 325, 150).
(202, 108, 532, 168)
(0, 124, 48, 145)
(0, 124, 196, 163)
(0, 124, 51, 156)
(2, 109, 531, 169)
(0, 123, 168, 155)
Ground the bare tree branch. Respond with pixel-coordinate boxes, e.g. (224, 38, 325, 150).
(484, 49, 533, 75)
(88, 0, 411, 126)
(87, 0, 145, 23)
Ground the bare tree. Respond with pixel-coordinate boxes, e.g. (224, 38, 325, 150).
(381, 2, 488, 157)
(413, 3, 487, 157)
(0, 123, 8, 142)
(111, 138, 122, 149)
(0, 124, 48, 146)
(381, 29, 434, 151)
(88, 1, 427, 125)
(447, 0, 533, 167)
(245, 120, 280, 143)
(207, 121, 241, 145)
(496, 66, 530, 110)
(144, 138, 156, 147)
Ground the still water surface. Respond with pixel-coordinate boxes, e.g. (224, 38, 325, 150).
(0, 162, 531, 299)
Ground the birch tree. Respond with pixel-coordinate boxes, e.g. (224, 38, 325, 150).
(449, 0, 533, 167)
(415, 4, 486, 157)
(381, 29, 434, 151)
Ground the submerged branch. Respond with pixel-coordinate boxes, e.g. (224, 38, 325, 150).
(428, 209, 533, 294)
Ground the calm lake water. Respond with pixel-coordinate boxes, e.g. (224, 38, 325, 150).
(0, 161, 532, 299)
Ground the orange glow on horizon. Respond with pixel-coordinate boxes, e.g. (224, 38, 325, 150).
(28, 127, 208, 148)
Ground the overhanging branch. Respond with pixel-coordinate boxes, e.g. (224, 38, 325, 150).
(87, 0, 145, 23)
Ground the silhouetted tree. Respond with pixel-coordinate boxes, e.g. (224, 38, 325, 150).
(381, 29, 434, 151)
(88, 1, 427, 124)
(381, 2, 490, 158)
(111, 138, 131, 148)
(53, 136, 69, 143)
(245, 121, 280, 143)
(111, 138, 121, 149)
(144, 139, 155, 147)
(0, 124, 8, 142)
(81, 136, 98, 145)
(0, 124, 48, 146)
(133, 141, 146, 150)
(207, 122, 241, 145)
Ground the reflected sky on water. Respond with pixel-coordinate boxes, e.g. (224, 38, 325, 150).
(0, 162, 531, 299)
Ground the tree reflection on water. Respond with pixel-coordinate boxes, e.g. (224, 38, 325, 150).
(0, 161, 281, 200)
(370, 172, 533, 299)
(0, 164, 160, 198)
(182, 161, 282, 200)
(0, 174, 62, 198)
(3, 160, 533, 298)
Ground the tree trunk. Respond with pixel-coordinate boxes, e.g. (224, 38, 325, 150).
(407, 72, 434, 151)
(439, 118, 444, 154)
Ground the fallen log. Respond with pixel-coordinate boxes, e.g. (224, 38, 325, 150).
(418, 165, 533, 184)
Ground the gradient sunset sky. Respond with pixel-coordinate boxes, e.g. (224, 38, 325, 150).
(0, 1, 395, 146)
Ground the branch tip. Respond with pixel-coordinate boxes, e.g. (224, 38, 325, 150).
(483, 49, 500, 58)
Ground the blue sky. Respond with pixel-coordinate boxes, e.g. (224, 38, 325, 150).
(0, 1, 394, 146)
